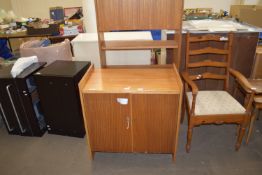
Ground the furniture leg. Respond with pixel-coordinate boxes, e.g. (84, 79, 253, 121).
(246, 109, 257, 144)
(236, 125, 240, 136)
(181, 93, 186, 123)
(172, 153, 176, 162)
(235, 125, 246, 151)
(186, 125, 193, 153)
(90, 151, 95, 160)
(256, 110, 260, 120)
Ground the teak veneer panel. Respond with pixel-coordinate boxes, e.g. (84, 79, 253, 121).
(95, 0, 184, 68)
(82, 68, 181, 94)
(132, 94, 179, 153)
(95, 0, 181, 31)
(84, 93, 132, 152)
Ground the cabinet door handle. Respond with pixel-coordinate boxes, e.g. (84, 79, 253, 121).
(126, 117, 130, 130)
(6, 84, 26, 133)
(0, 103, 14, 132)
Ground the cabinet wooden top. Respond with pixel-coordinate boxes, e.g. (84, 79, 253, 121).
(81, 67, 181, 94)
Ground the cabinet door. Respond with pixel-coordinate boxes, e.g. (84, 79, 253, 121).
(0, 81, 29, 135)
(132, 94, 179, 153)
(35, 77, 62, 132)
(84, 93, 132, 152)
(0, 82, 19, 134)
(16, 77, 46, 136)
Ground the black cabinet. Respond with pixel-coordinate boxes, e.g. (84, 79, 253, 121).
(34, 61, 91, 138)
(0, 63, 46, 136)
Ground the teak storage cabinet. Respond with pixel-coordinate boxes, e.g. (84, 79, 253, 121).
(79, 65, 183, 160)
(80, 0, 184, 160)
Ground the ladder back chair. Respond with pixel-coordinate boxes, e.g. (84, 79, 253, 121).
(181, 33, 255, 152)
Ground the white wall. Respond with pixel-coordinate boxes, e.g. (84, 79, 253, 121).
(11, 0, 82, 18)
(184, 0, 240, 12)
(0, 0, 12, 11)
(82, 0, 97, 32)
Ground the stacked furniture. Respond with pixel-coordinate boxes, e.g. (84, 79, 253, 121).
(0, 63, 46, 136)
(79, 0, 184, 161)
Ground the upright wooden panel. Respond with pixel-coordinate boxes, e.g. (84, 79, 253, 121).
(84, 93, 132, 152)
(132, 94, 179, 153)
(95, 0, 179, 31)
(251, 46, 262, 79)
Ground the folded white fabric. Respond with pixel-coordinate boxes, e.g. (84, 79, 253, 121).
(11, 56, 38, 78)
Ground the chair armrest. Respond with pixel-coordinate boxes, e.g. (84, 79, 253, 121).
(229, 68, 254, 93)
(181, 71, 199, 95)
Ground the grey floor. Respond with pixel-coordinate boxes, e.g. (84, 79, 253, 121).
(0, 117, 262, 175)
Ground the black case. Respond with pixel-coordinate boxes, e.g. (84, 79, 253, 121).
(34, 61, 91, 138)
(0, 62, 46, 136)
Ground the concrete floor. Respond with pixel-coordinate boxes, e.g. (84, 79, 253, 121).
(0, 118, 262, 175)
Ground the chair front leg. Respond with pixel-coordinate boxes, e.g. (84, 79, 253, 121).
(235, 125, 246, 151)
(246, 108, 258, 144)
(186, 121, 194, 153)
(181, 91, 186, 123)
(235, 116, 250, 151)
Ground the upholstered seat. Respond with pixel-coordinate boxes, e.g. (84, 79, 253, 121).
(187, 91, 246, 115)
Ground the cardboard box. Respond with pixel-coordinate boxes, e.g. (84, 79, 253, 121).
(230, 5, 262, 28)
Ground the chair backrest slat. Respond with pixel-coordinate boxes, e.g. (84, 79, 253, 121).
(186, 33, 233, 90)
(188, 60, 227, 68)
(189, 47, 229, 55)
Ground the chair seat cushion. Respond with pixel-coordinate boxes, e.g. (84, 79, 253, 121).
(186, 91, 246, 115)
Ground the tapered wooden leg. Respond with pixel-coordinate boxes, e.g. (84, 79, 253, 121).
(246, 109, 257, 144)
(90, 151, 95, 160)
(235, 126, 246, 151)
(181, 97, 186, 124)
(172, 153, 176, 162)
(236, 125, 240, 136)
(256, 110, 260, 120)
(186, 126, 193, 153)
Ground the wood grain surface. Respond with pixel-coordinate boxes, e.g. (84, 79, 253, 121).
(82, 68, 180, 94)
(132, 94, 179, 153)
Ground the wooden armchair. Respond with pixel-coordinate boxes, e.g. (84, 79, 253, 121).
(181, 33, 255, 152)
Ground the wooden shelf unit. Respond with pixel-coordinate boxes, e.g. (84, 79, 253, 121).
(78, 0, 184, 161)
(94, 0, 184, 68)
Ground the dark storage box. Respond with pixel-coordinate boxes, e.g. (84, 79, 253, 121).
(26, 23, 60, 36)
(34, 61, 91, 138)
